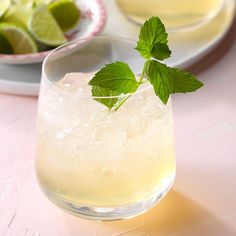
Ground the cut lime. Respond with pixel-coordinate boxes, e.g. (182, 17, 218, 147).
(0, 32, 13, 54)
(0, 0, 11, 18)
(28, 4, 67, 46)
(0, 23, 38, 54)
(48, 0, 80, 32)
(2, 3, 33, 29)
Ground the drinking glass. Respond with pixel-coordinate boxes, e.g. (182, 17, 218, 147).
(35, 37, 176, 220)
(116, 0, 225, 31)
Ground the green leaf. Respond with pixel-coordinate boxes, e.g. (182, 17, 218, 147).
(169, 68, 204, 93)
(146, 60, 204, 104)
(151, 43, 171, 60)
(91, 86, 119, 109)
(146, 60, 172, 104)
(136, 17, 168, 60)
(88, 61, 138, 94)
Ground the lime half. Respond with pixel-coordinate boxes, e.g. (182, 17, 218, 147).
(28, 4, 67, 46)
(0, 23, 38, 54)
(48, 0, 80, 32)
(0, 0, 11, 18)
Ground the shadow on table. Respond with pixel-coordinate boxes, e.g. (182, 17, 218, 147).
(64, 190, 235, 236)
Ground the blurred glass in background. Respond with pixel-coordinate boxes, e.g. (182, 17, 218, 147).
(116, 0, 225, 31)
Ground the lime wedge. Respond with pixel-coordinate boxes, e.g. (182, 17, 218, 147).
(0, 32, 13, 54)
(48, 0, 80, 32)
(28, 4, 67, 46)
(0, 0, 11, 18)
(2, 4, 33, 29)
(0, 23, 38, 54)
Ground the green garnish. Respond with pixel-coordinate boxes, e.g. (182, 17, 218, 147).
(89, 62, 139, 94)
(88, 17, 203, 111)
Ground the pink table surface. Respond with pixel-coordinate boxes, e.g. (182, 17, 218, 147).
(1, 15, 236, 236)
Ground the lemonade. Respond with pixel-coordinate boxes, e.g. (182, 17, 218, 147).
(35, 18, 203, 219)
(117, 0, 224, 30)
(36, 72, 176, 211)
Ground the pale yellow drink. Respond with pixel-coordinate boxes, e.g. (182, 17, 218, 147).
(36, 73, 175, 208)
(117, 0, 224, 30)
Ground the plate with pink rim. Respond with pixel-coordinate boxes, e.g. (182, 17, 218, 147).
(0, 0, 107, 64)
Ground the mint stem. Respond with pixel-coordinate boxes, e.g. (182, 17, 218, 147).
(113, 66, 147, 112)
(113, 94, 132, 112)
(138, 66, 146, 84)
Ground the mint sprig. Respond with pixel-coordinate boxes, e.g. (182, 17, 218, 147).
(89, 17, 203, 110)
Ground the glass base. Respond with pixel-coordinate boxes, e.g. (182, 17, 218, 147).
(40, 181, 174, 221)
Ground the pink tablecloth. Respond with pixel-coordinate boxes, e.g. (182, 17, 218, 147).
(0, 20, 236, 236)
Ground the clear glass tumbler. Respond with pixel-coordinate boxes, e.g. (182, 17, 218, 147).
(35, 37, 176, 220)
(116, 0, 225, 31)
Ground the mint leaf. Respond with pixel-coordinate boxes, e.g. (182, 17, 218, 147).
(89, 61, 138, 94)
(136, 17, 168, 60)
(92, 86, 119, 109)
(169, 68, 204, 93)
(146, 60, 172, 104)
(146, 60, 204, 104)
(151, 43, 171, 60)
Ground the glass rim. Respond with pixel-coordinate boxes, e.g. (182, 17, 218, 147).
(42, 36, 152, 99)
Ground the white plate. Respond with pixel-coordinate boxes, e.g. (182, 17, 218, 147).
(104, 0, 235, 69)
(0, 0, 234, 96)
